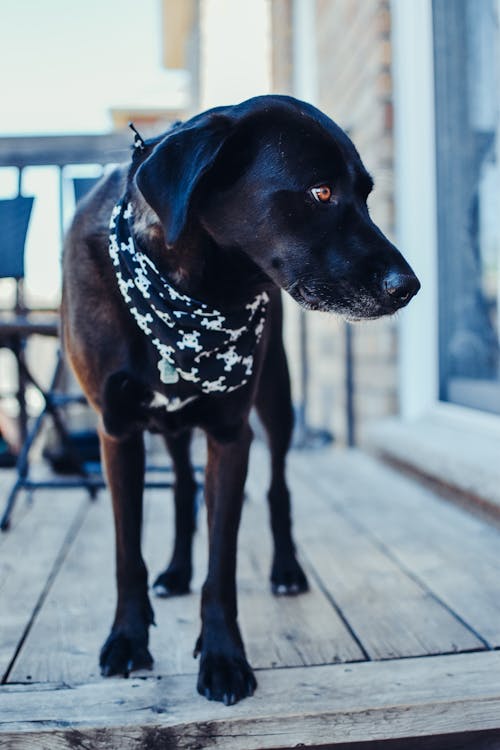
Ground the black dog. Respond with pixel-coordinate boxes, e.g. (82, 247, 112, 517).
(62, 95, 419, 705)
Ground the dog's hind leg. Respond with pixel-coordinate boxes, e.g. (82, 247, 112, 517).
(99, 429, 155, 677)
(255, 310, 309, 596)
(153, 429, 196, 597)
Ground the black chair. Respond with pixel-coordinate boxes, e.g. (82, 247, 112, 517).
(73, 176, 101, 204)
(0, 196, 38, 438)
(0, 195, 97, 530)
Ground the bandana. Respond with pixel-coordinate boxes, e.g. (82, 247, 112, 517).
(108, 196, 269, 411)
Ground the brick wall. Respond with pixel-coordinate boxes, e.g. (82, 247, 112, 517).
(271, 0, 399, 444)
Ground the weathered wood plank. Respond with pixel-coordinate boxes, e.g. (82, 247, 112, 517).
(6, 492, 118, 684)
(10, 471, 203, 683)
(10, 451, 361, 684)
(306, 731, 500, 750)
(2, 651, 500, 748)
(148, 447, 363, 672)
(9, 487, 201, 684)
(292, 449, 500, 647)
(8, 440, 203, 682)
(241, 447, 365, 666)
(238, 491, 365, 668)
(0, 471, 29, 539)
(143, 486, 205, 677)
(0, 490, 89, 682)
(277, 448, 483, 658)
(148, 441, 362, 671)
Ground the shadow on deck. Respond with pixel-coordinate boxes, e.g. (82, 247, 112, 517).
(1, 443, 500, 749)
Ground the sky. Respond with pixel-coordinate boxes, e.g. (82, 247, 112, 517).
(0, 0, 187, 135)
(0, 0, 188, 304)
(0, 0, 270, 304)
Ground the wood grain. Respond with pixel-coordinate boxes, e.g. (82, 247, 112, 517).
(9, 487, 205, 683)
(7, 492, 118, 684)
(238, 486, 364, 667)
(9, 447, 362, 684)
(282, 448, 483, 658)
(0, 490, 89, 682)
(292, 448, 500, 647)
(2, 651, 500, 748)
(4, 444, 500, 746)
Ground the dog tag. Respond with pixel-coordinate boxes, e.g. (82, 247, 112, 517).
(158, 358, 179, 384)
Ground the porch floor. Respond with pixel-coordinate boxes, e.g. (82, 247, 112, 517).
(2, 443, 500, 748)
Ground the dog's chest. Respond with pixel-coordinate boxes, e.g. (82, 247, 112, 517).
(148, 389, 198, 413)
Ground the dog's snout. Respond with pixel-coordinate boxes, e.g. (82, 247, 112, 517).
(383, 272, 420, 305)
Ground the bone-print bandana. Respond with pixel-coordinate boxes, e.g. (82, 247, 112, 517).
(108, 196, 269, 410)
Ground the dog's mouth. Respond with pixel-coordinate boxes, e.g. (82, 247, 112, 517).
(292, 283, 324, 309)
(287, 279, 388, 320)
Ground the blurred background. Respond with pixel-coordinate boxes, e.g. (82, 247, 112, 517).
(0, 0, 499, 497)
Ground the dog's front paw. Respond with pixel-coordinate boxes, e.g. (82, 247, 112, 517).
(271, 556, 309, 596)
(197, 650, 257, 705)
(100, 629, 153, 677)
(153, 565, 191, 597)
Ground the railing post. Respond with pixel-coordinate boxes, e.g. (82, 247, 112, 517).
(345, 323, 356, 447)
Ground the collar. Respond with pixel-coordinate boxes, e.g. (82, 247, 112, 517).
(108, 195, 269, 410)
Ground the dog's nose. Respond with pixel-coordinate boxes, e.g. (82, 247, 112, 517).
(383, 272, 420, 305)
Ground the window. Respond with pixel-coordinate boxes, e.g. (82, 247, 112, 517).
(433, 0, 500, 413)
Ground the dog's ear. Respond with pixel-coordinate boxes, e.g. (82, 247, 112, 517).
(135, 114, 234, 245)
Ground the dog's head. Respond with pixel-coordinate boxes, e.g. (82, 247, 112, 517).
(135, 95, 419, 320)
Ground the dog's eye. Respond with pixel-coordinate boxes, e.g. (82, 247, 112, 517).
(310, 185, 333, 203)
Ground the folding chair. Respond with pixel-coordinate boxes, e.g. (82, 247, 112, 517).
(0, 195, 37, 440)
(73, 176, 101, 204)
(0, 195, 97, 530)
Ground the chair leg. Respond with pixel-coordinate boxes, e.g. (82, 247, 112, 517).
(0, 407, 46, 531)
(1, 348, 98, 529)
(0, 480, 23, 531)
(12, 338, 29, 443)
(17, 352, 99, 500)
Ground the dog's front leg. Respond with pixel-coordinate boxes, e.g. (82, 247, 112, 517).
(99, 429, 155, 676)
(196, 421, 257, 705)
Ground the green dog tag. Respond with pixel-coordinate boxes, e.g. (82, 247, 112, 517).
(158, 358, 179, 384)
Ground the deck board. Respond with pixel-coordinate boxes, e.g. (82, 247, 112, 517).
(0, 489, 89, 682)
(3, 651, 500, 748)
(2, 444, 500, 746)
(292, 450, 500, 647)
(288, 463, 483, 659)
(238, 494, 365, 667)
(9, 461, 363, 684)
(7, 492, 118, 684)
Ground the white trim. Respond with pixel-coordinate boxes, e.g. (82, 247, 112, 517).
(391, 0, 439, 419)
(429, 401, 500, 440)
(292, 0, 318, 104)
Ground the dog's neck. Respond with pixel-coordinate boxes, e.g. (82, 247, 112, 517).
(109, 195, 270, 397)
(128, 182, 273, 310)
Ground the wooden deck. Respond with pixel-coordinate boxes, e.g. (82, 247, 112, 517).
(2, 443, 500, 748)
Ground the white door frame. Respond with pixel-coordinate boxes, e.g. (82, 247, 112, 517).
(391, 0, 439, 420)
(392, 0, 500, 433)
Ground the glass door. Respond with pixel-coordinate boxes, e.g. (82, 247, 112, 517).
(433, 0, 500, 413)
